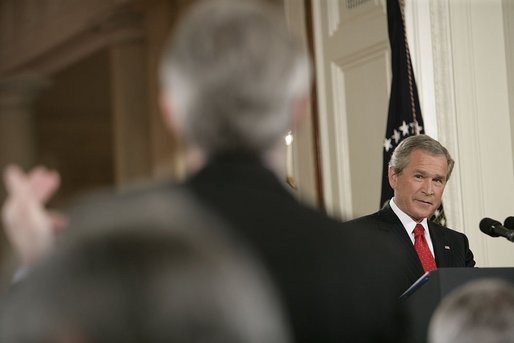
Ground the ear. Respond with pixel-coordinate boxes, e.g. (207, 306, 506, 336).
(290, 94, 310, 130)
(388, 166, 398, 190)
(159, 91, 178, 134)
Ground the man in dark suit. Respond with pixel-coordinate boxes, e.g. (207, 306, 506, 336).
(181, 153, 408, 343)
(345, 135, 475, 295)
(2, 1, 408, 342)
(158, 1, 408, 342)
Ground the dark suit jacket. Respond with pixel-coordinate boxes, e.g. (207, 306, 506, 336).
(184, 153, 408, 343)
(344, 203, 475, 294)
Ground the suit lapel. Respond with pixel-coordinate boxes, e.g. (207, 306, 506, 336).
(428, 222, 450, 267)
(378, 205, 425, 284)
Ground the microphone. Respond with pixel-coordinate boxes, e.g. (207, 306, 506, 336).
(504, 216, 514, 230)
(479, 218, 514, 242)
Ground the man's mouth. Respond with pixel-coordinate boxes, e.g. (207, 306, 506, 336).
(416, 199, 433, 206)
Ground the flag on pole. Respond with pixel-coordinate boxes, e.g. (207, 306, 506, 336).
(381, 0, 447, 225)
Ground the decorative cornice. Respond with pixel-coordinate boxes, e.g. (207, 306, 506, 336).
(0, 75, 51, 108)
(0, 0, 144, 76)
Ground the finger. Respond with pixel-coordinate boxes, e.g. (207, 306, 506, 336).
(3, 165, 26, 194)
(28, 167, 60, 202)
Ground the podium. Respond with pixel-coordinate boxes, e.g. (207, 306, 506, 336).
(400, 267, 514, 343)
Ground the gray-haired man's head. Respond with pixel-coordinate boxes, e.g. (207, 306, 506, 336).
(159, 0, 310, 155)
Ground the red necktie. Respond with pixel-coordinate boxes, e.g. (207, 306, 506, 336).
(413, 224, 437, 272)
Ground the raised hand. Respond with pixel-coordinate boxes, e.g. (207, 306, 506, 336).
(2, 165, 67, 266)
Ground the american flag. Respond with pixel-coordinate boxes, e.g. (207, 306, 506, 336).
(381, 0, 446, 226)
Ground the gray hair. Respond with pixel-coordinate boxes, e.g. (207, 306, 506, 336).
(428, 279, 514, 343)
(389, 134, 455, 180)
(0, 189, 291, 343)
(159, 0, 311, 154)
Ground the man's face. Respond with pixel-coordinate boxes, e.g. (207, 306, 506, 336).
(389, 149, 449, 222)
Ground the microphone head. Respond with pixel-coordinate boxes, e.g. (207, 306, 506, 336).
(479, 217, 502, 237)
(504, 216, 514, 230)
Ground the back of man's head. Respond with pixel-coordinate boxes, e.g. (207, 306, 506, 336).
(0, 191, 291, 343)
(160, 0, 310, 155)
(429, 279, 514, 343)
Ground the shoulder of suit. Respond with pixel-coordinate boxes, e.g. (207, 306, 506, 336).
(341, 211, 382, 228)
(428, 220, 467, 238)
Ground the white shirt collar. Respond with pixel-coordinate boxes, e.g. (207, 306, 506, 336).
(389, 198, 433, 248)
(389, 198, 428, 230)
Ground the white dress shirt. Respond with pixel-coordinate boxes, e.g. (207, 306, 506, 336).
(389, 198, 435, 257)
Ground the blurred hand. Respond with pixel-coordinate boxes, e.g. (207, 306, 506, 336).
(2, 165, 67, 266)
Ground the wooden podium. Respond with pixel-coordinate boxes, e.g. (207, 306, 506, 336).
(400, 267, 514, 343)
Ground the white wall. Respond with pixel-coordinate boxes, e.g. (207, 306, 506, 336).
(408, 0, 514, 267)
(308, 0, 391, 219)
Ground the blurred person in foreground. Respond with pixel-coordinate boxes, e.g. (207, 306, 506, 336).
(428, 279, 514, 343)
(160, 1, 407, 341)
(2, 0, 409, 342)
(0, 189, 291, 343)
(344, 135, 475, 295)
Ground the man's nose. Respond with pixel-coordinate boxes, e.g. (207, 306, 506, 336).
(422, 179, 434, 195)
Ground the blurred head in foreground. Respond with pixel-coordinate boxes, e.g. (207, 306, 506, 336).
(159, 0, 310, 164)
(0, 190, 290, 343)
(429, 278, 514, 343)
